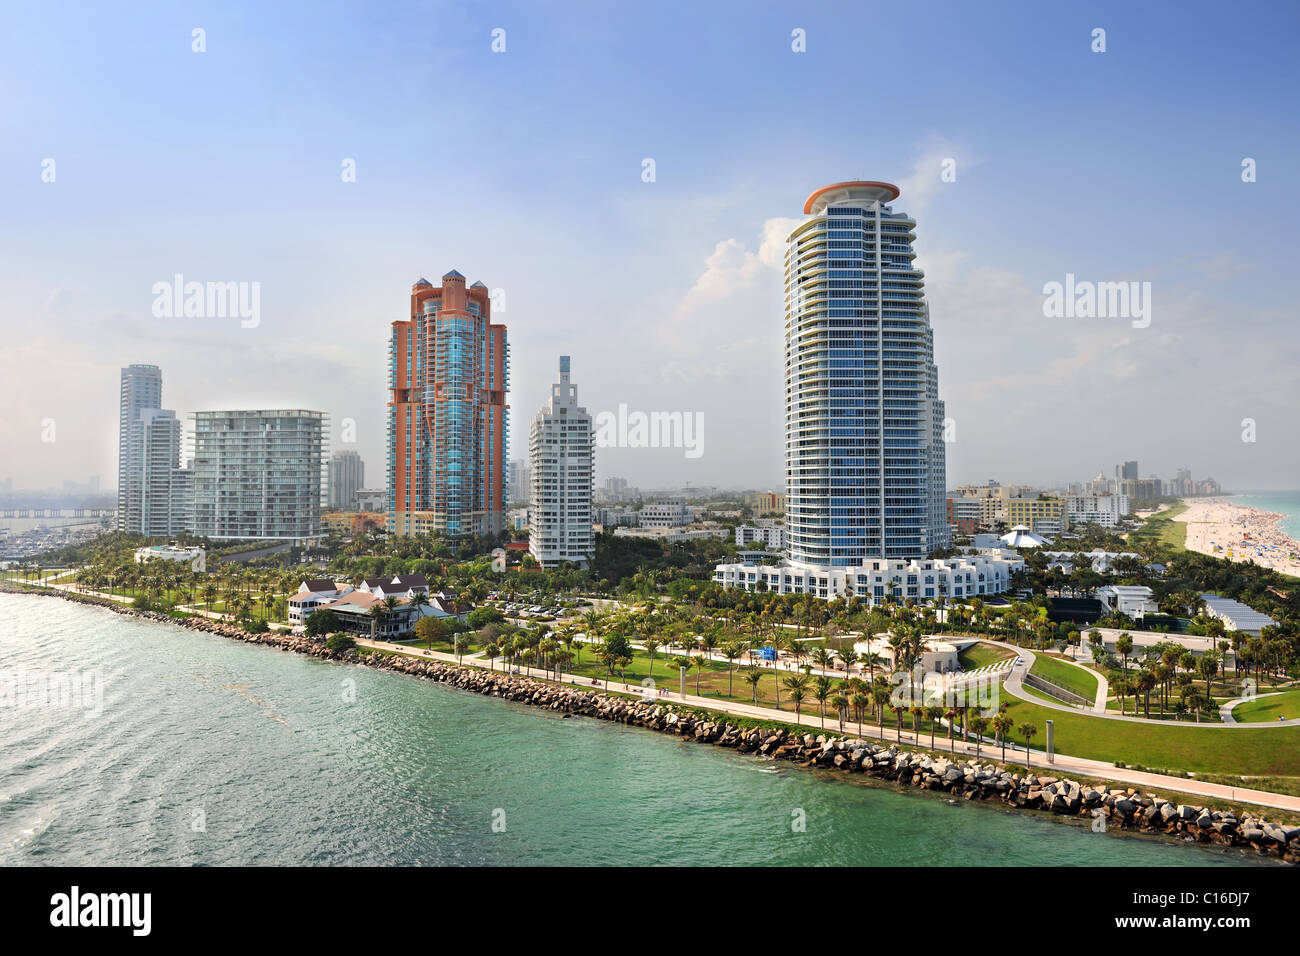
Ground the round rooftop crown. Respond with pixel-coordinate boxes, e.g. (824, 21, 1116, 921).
(803, 180, 900, 215)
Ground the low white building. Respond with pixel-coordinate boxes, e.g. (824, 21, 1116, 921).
(1067, 494, 1129, 528)
(1041, 549, 1142, 573)
(712, 553, 1023, 602)
(1200, 593, 1277, 636)
(850, 635, 964, 674)
(638, 498, 691, 528)
(288, 578, 349, 624)
(615, 524, 729, 543)
(735, 524, 786, 549)
(1096, 584, 1158, 619)
(133, 544, 204, 565)
(593, 506, 638, 527)
(999, 525, 1048, 548)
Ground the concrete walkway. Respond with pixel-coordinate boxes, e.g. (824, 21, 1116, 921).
(993, 639, 1300, 728)
(354, 637, 1300, 813)
(1220, 691, 1285, 725)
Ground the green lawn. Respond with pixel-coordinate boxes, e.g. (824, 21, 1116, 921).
(958, 642, 1016, 670)
(1029, 654, 1098, 704)
(1127, 503, 1189, 551)
(1232, 688, 1300, 723)
(998, 697, 1300, 776)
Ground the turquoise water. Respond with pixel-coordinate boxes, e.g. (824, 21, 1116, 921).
(0, 593, 1269, 866)
(1226, 490, 1300, 542)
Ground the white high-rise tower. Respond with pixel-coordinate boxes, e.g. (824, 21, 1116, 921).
(528, 356, 594, 569)
(785, 181, 949, 566)
(712, 184, 1022, 602)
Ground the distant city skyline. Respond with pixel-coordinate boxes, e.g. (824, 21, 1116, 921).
(3, 2, 1298, 493)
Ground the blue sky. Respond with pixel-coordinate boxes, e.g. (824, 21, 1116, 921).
(2, 0, 1298, 492)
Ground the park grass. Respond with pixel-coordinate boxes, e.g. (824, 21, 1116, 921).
(998, 696, 1300, 776)
(957, 642, 1016, 670)
(1029, 654, 1098, 704)
(1127, 502, 1189, 551)
(1232, 687, 1300, 723)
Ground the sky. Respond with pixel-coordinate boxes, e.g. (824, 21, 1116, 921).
(2, 0, 1298, 494)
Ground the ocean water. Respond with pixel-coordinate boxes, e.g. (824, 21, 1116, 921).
(1226, 491, 1300, 542)
(0, 593, 1269, 867)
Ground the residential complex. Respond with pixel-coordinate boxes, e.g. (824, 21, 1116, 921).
(190, 410, 326, 540)
(735, 523, 786, 549)
(528, 356, 594, 569)
(744, 491, 785, 516)
(1004, 496, 1068, 536)
(388, 271, 509, 538)
(508, 460, 531, 506)
(1067, 493, 1130, 528)
(715, 181, 962, 602)
(783, 181, 949, 566)
(327, 451, 365, 511)
(713, 553, 1022, 602)
(639, 498, 692, 528)
(116, 364, 191, 535)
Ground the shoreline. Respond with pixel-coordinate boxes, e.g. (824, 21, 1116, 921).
(3, 581, 1298, 865)
(1175, 496, 1300, 577)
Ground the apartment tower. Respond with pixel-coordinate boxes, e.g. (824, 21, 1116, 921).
(528, 356, 594, 568)
(785, 181, 949, 567)
(117, 364, 190, 535)
(388, 271, 509, 538)
(191, 410, 326, 540)
(328, 450, 365, 511)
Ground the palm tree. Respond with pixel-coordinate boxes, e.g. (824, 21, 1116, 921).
(969, 715, 988, 759)
(1018, 722, 1038, 768)
(783, 674, 808, 717)
(812, 676, 833, 729)
(787, 686, 806, 721)
(851, 692, 869, 733)
(831, 693, 849, 734)
(644, 638, 661, 678)
(1116, 632, 1133, 674)
(872, 686, 890, 736)
(743, 666, 763, 704)
(1198, 651, 1221, 703)
(861, 650, 882, 685)
(691, 654, 707, 695)
(943, 707, 956, 752)
(891, 703, 906, 741)
(925, 705, 943, 750)
(1136, 669, 1157, 718)
(722, 642, 743, 697)
(991, 712, 1013, 762)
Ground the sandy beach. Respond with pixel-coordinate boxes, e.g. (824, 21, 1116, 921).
(1175, 497, 1300, 576)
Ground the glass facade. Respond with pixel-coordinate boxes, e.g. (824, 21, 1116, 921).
(388, 273, 508, 537)
(785, 183, 949, 567)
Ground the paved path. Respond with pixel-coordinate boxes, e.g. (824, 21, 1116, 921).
(994, 639, 1300, 727)
(354, 637, 1300, 812)
(1220, 691, 1286, 724)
